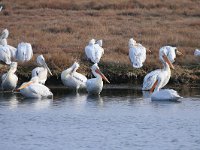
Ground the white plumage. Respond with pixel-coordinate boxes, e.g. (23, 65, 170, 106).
(85, 39, 104, 63)
(142, 46, 182, 91)
(32, 55, 52, 84)
(0, 45, 12, 64)
(86, 63, 110, 95)
(1, 62, 18, 91)
(18, 76, 53, 98)
(16, 42, 33, 62)
(194, 49, 200, 56)
(0, 6, 2, 12)
(61, 62, 87, 91)
(129, 38, 147, 68)
(151, 89, 182, 101)
(142, 51, 175, 91)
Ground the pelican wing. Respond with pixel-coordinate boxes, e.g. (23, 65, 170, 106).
(129, 45, 146, 68)
(6, 45, 17, 58)
(142, 69, 161, 90)
(85, 44, 95, 62)
(16, 42, 33, 62)
(0, 45, 11, 64)
(29, 84, 53, 97)
(94, 44, 104, 63)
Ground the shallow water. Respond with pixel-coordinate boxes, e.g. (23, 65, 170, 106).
(0, 85, 200, 150)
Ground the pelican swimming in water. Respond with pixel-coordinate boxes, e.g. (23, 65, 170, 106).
(17, 76, 53, 98)
(1, 62, 18, 91)
(86, 63, 110, 95)
(142, 46, 182, 91)
(85, 39, 104, 64)
(61, 62, 87, 91)
(143, 50, 175, 91)
(129, 38, 150, 68)
(32, 55, 52, 84)
(194, 49, 200, 56)
(151, 89, 182, 101)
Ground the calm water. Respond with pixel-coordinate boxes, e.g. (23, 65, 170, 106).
(0, 85, 200, 150)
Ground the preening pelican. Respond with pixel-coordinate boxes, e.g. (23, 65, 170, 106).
(86, 63, 110, 95)
(1, 62, 18, 91)
(159, 46, 183, 63)
(61, 62, 87, 91)
(0, 29, 17, 60)
(0, 45, 12, 64)
(85, 39, 104, 63)
(142, 46, 182, 91)
(17, 76, 53, 98)
(32, 55, 52, 84)
(143, 51, 175, 91)
(129, 38, 150, 68)
(194, 49, 200, 56)
(151, 89, 182, 101)
(16, 42, 33, 62)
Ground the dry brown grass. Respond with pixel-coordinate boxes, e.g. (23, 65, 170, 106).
(0, 0, 200, 84)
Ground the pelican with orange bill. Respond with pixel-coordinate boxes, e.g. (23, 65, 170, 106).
(86, 63, 110, 95)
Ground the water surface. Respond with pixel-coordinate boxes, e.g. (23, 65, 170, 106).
(0, 85, 200, 150)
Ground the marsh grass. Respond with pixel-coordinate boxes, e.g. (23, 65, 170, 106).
(0, 0, 200, 84)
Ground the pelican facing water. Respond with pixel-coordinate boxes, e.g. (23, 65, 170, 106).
(61, 62, 87, 91)
(85, 39, 104, 63)
(17, 76, 53, 98)
(32, 55, 52, 84)
(1, 62, 18, 91)
(86, 63, 110, 95)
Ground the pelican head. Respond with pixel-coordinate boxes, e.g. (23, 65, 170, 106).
(128, 38, 137, 48)
(96, 40, 103, 47)
(37, 55, 52, 76)
(17, 76, 39, 91)
(91, 63, 110, 83)
(71, 61, 80, 73)
(89, 39, 95, 45)
(174, 47, 183, 56)
(160, 52, 175, 70)
(10, 62, 17, 73)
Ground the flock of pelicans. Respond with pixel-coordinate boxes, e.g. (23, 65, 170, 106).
(0, 24, 200, 100)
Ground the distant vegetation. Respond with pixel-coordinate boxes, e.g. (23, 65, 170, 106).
(0, 0, 200, 84)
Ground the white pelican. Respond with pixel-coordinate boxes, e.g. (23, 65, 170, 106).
(151, 89, 182, 101)
(61, 62, 87, 91)
(32, 55, 52, 84)
(0, 45, 12, 64)
(17, 76, 53, 98)
(142, 46, 182, 91)
(0, 6, 2, 12)
(194, 49, 200, 56)
(0, 29, 17, 60)
(85, 39, 104, 63)
(143, 51, 175, 91)
(16, 42, 33, 62)
(1, 62, 18, 91)
(129, 38, 150, 68)
(86, 63, 110, 95)
(159, 46, 183, 63)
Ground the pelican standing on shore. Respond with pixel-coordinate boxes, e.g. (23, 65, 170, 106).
(1, 62, 18, 91)
(32, 55, 52, 84)
(85, 39, 104, 63)
(86, 63, 110, 95)
(17, 76, 53, 98)
(16, 42, 33, 62)
(129, 38, 150, 68)
(61, 62, 87, 91)
(142, 46, 182, 91)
